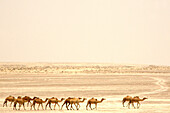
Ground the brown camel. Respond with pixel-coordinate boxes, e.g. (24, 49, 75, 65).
(122, 95, 139, 107)
(68, 98, 87, 110)
(30, 97, 48, 110)
(3, 95, 15, 107)
(45, 97, 65, 110)
(13, 96, 26, 110)
(86, 98, 106, 110)
(61, 97, 82, 110)
(22, 96, 37, 107)
(128, 97, 148, 109)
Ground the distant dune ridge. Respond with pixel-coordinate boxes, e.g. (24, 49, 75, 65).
(0, 63, 170, 75)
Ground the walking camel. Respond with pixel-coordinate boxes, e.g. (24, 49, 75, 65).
(122, 95, 139, 107)
(61, 97, 82, 110)
(30, 97, 48, 110)
(128, 96, 148, 109)
(3, 95, 15, 107)
(86, 98, 106, 110)
(45, 97, 65, 110)
(13, 96, 27, 110)
(68, 98, 87, 110)
(22, 96, 37, 107)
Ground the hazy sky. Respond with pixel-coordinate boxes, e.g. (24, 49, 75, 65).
(0, 0, 170, 65)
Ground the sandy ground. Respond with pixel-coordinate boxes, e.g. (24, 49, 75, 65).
(0, 74, 170, 113)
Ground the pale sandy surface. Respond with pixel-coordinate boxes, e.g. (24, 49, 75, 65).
(0, 73, 170, 113)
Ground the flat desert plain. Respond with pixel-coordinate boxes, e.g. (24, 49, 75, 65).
(0, 63, 170, 113)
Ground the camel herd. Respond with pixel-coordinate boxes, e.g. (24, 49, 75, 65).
(3, 95, 106, 110)
(3, 95, 147, 110)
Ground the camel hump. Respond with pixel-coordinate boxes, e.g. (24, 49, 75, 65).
(134, 96, 139, 98)
(18, 96, 22, 98)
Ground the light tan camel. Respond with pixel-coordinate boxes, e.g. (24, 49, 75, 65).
(3, 95, 15, 107)
(86, 98, 106, 110)
(61, 97, 82, 110)
(13, 96, 26, 110)
(128, 97, 148, 109)
(122, 95, 139, 107)
(45, 97, 65, 110)
(68, 98, 87, 110)
(30, 97, 48, 110)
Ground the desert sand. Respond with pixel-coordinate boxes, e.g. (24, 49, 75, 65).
(0, 63, 170, 113)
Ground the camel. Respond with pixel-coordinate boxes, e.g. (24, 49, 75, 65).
(68, 98, 87, 110)
(22, 96, 36, 107)
(86, 98, 106, 110)
(3, 95, 15, 107)
(13, 96, 26, 110)
(45, 97, 65, 110)
(60, 97, 81, 110)
(128, 97, 148, 109)
(30, 97, 48, 110)
(122, 95, 139, 107)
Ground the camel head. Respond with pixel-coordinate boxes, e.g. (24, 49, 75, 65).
(61, 98, 65, 101)
(83, 98, 87, 100)
(33, 97, 39, 99)
(143, 97, 148, 100)
(45, 98, 49, 101)
(101, 98, 106, 101)
(78, 97, 82, 100)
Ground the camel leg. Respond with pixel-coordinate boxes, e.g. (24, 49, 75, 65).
(132, 102, 136, 109)
(70, 104, 73, 110)
(93, 103, 97, 110)
(28, 101, 32, 107)
(23, 103, 26, 110)
(18, 104, 21, 110)
(41, 104, 44, 110)
(33, 103, 36, 110)
(30, 104, 32, 110)
(27, 102, 29, 107)
(128, 102, 131, 109)
(10, 102, 13, 107)
(45, 102, 49, 110)
(13, 102, 17, 110)
(90, 103, 93, 110)
(61, 103, 65, 110)
(49, 103, 53, 110)
(57, 103, 60, 110)
(37, 104, 40, 110)
(86, 103, 88, 110)
(74, 103, 78, 110)
(3, 100, 7, 107)
(66, 103, 70, 110)
(95, 103, 97, 110)
(71, 103, 75, 110)
(122, 100, 125, 107)
(54, 103, 56, 110)
(137, 102, 140, 109)
(76, 103, 80, 110)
